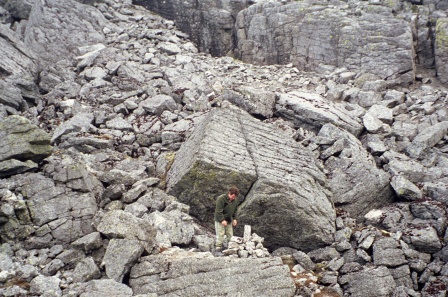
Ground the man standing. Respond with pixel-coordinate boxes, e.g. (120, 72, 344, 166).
(214, 186, 240, 252)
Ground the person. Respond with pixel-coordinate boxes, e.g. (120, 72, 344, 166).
(214, 186, 240, 252)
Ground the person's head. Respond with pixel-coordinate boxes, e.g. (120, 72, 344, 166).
(227, 186, 239, 201)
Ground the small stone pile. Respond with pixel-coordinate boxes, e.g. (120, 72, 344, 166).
(222, 225, 270, 258)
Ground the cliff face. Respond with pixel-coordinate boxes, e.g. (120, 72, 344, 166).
(134, 0, 253, 56)
(135, 0, 448, 87)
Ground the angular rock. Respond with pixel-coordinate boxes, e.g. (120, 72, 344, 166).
(30, 275, 62, 297)
(144, 209, 194, 246)
(372, 237, 407, 268)
(166, 107, 335, 251)
(390, 175, 423, 201)
(24, 0, 108, 67)
(406, 121, 448, 158)
(73, 257, 101, 283)
(338, 266, 396, 297)
(402, 225, 442, 253)
(141, 94, 177, 115)
(102, 238, 144, 283)
(51, 113, 94, 144)
(71, 232, 103, 252)
(220, 86, 276, 118)
(105, 117, 133, 131)
(319, 123, 393, 220)
(275, 91, 363, 136)
(130, 248, 295, 296)
(363, 112, 388, 134)
(42, 259, 65, 276)
(0, 25, 38, 109)
(95, 210, 156, 253)
(0, 159, 38, 178)
(0, 115, 52, 163)
(389, 265, 413, 289)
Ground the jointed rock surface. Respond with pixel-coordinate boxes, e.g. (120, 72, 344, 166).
(0, 0, 448, 296)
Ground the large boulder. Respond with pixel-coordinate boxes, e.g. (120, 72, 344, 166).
(166, 107, 335, 251)
(130, 248, 295, 296)
(317, 123, 394, 220)
(0, 116, 52, 177)
(275, 91, 363, 137)
(24, 0, 109, 68)
(233, 1, 414, 83)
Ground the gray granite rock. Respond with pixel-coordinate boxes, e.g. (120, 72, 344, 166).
(130, 248, 295, 296)
(102, 238, 144, 282)
(435, 18, 448, 85)
(338, 266, 396, 297)
(0, 115, 52, 164)
(373, 237, 407, 268)
(141, 94, 177, 115)
(71, 232, 103, 252)
(30, 275, 62, 297)
(96, 210, 156, 253)
(319, 123, 393, 220)
(51, 113, 94, 144)
(73, 257, 101, 283)
(77, 279, 133, 297)
(42, 258, 65, 276)
(275, 91, 363, 136)
(233, 2, 414, 83)
(24, 0, 108, 67)
(402, 225, 442, 253)
(166, 107, 335, 251)
(406, 121, 448, 158)
(144, 209, 195, 246)
(391, 175, 423, 201)
(220, 86, 276, 118)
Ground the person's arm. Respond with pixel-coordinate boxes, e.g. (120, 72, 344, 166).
(215, 196, 225, 223)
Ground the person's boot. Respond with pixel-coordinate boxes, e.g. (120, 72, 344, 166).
(214, 247, 223, 257)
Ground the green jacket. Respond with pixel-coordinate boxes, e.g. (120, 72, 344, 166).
(214, 194, 239, 223)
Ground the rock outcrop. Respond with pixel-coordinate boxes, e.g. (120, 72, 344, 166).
(166, 107, 335, 251)
(134, 0, 253, 56)
(130, 247, 295, 296)
(232, 1, 415, 84)
(0, 0, 448, 296)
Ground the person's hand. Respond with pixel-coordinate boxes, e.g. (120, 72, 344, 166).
(232, 219, 237, 226)
(221, 220, 228, 226)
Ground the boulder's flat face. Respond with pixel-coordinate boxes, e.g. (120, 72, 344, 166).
(318, 123, 394, 220)
(233, 1, 414, 83)
(130, 248, 295, 297)
(276, 91, 363, 137)
(167, 107, 335, 251)
(24, 0, 108, 68)
(0, 115, 52, 177)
